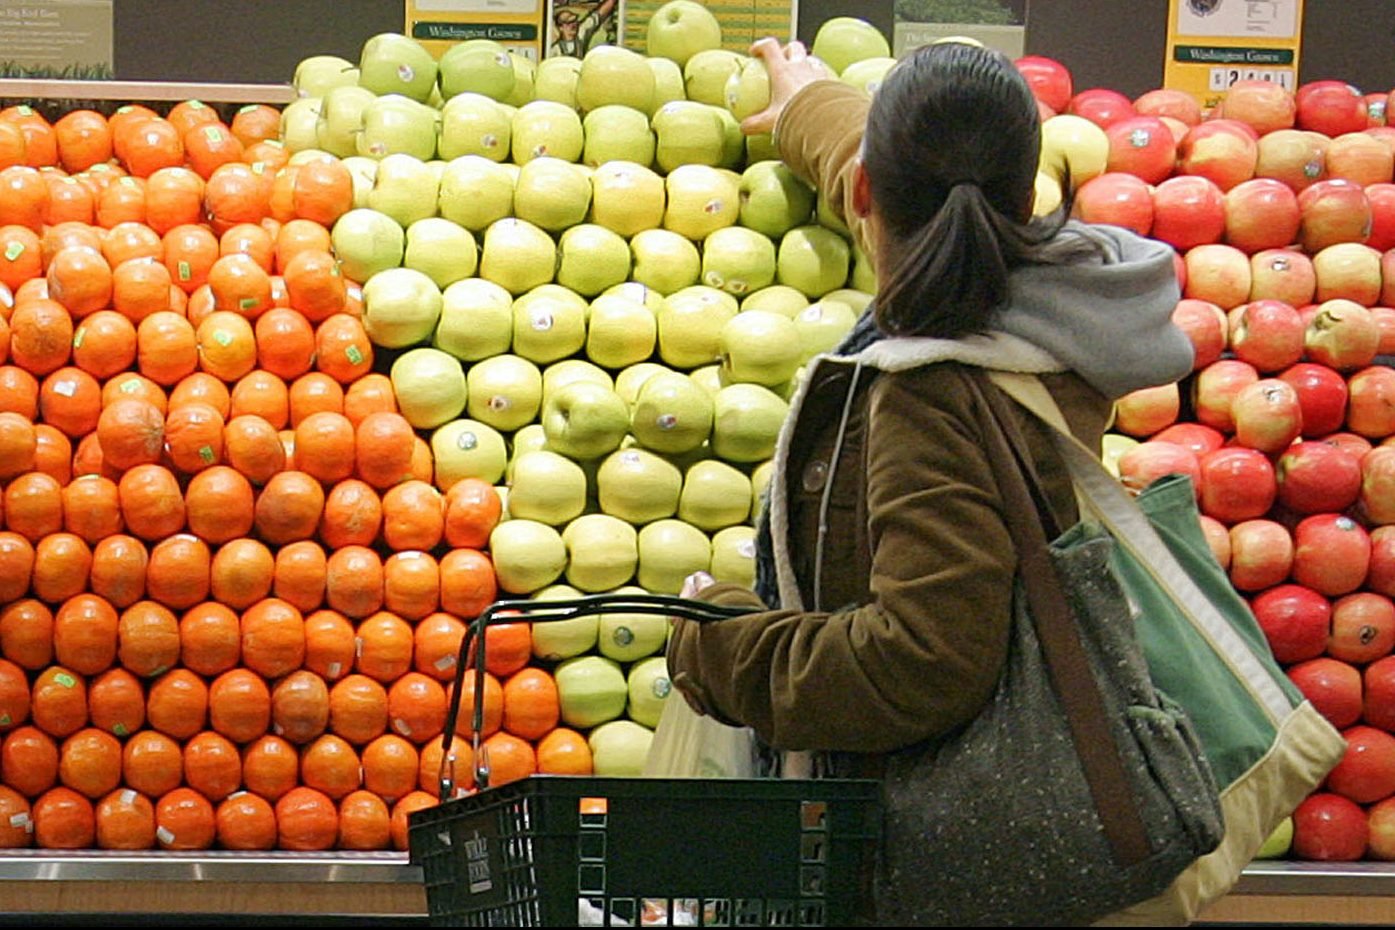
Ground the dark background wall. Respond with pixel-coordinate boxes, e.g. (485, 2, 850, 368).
(112, 0, 1395, 97)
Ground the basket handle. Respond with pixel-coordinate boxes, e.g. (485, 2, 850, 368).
(438, 593, 754, 796)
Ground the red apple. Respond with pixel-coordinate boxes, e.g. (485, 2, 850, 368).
(1133, 86, 1202, 127)
(1158, 115, 1192, 145)
(1327, 725, 1395, 805)
(1368, 526, 1395, 599)
(1253, 584, 1334, 664)
(1111, 382, 1179, 438)
(1346, 365, 1395, 440)
(1367, 795, 1395, 860)
(1197, 444, 1276, 524)
(1363, 184, 1395, 252)
(1170, 298, 1228, 371)
(1104, 115, 1177, 184)
(1116, 439, 1200, 495)
(1370, 125, 1395, 158)
(1249, 247, 1316, 306)
(1183, 243, 1251, 309)
(1198, 512, 1232, 568)
(1230, 377, 1304, 454)
(1326, 131, 1395, 186)
(1324, 431, 1376, 461)
(1296, 79, 1370, 138)
(1223, 177, 1302, 254)
(1176, 119, 1259, 192)
(1288, 655, 1364, 729)
(1036, 97, 1057, 123)
(1314, 242, 1383, 306)
(1276, 439, 1363, 514)
(1227, 518, 1295, 592)
(1151, 421, 1227, 456)
(1073, 171, 1154, 237)
(1278, 361, 1351, 437)
(1297, 178, 1374, 253)
(1365, 653, 1395, 730)
(1329, 591, 1395, 665)
(1256, 127, 1329, 193)
(1381, 249, 1395, 307)
(1292, 512, 1371, 597)
(1305, 298, 1381, 371)
(1228, 299, 1305, 373)
(1151, 174, 1227, 251)
(1066, 86, 1136, 130)
(1371, 305, 1395, 355)
(1361, 444, 1395, 525)
(1014, 55, 1073, 113)
(1291, 791, 1370, 861)
(1217, 79, 1297, 135)
(1192, 357, 1260, 433)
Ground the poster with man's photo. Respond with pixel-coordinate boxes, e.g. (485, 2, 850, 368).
(547, 0, 622, 58)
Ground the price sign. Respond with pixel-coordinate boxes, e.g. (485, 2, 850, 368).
(1164, 0, 1305, 113)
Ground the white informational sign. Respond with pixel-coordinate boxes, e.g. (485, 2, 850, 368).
(0, 0, 113, 79)
(1173, 0, 1299, 41)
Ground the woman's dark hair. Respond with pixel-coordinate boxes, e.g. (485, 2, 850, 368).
(862, 41, 1091, 339)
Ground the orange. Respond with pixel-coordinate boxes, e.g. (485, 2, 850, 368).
(343, 372, 397, 427)
(417, 734, 474, 799)
(291, 157, 353, 227)
(145, 668, 208, 741)
(31, 786, 95, 849)
(275, 219, 333, 275)
(53, 109, 113, 174)
(354, 410, 416, 491)
(162, 222, 219, 294)
(302, 608, 356, 683)
(136, 309, 198, 386)
(0, 165, 49, 231)
(253, 469, 325, 545)
(450, 669, 504, 739)
(361, 733, 420, 805)
(102, 220, 164, 267)
(203, 161, 272, 236)
(154, 786, 215, 850)
(37, 366, 101, 438)
(223, 413, 286, 485)
(88, 534, 148, 610)
(0, 784, 32, 848)
(167, 100, 221, 140)
(30, 423, 71, 485)
(195, 309, 257, 382)
(45, 245, 113, 320)
(0, 657, 29, 732)
(383, 550, 440, 621)
(143, 165, 205, 235)
(143, 534, 212, 612)
(0, 224, 42, 291)
(325, 546, 385, 620)
(95, 396, 165, 471)
(414, 612, 466, 683)
(328, 673, 390, 746)
(0, 534, 35, 605)
(337, 788, 391, 851)
(207, 252, 272, 319)
(182, 729, 241, 803)
(86, 667, 146, 738)
(386, 671, 447, 745)
(30, 532, 93, 604)
(121, 728, 184, 799)
(118, 462, 187, 542)
(61, 474, 123, 545)
(178, 600, 241, 677)
(254, 306, 316, 380)
(52, 592, 118, 677)
(9, 296, 73, 376)
(240, 734, 298, 801)
(409, 436, 432, 484)
(501, 667, 561, 742)
(228, 368, 289, 428)
(477, 730, 537, 788)
(116, 598, 181, 677)
(438, 547, 499, 620)
(240, 596, 306, 679)
(164, 403, 226, 479)
(390, 790, 438, 850)
(272, 538, 327, 613)
(95, 174, 147, 228)
(101, 370, 166, 414)
(4, 470, 65, 542)
(535, 726, 593, 776)
(95, 787, 156, 850)
(0, 409, 37, 478)
(29, 665, 89, 739)
(293, 409, 356, 484)
(2, 724, 59, 797)
(381, 479, 445, 552)
(41, 173, 96, 227)
(183, 122, 244, 181)
(57, 726, 123, 799)
(276, 785, 339, 851)
(106, 104, 158, 160)
(208, 667, 271, 744)
(230, 104, 282, 148)
(215, 791, 277, 850)
(219, 220, 276, 272)
(209, 535, 274, 610)
(318, 478, 383, 550)
(119, 117, 184, 179)
(169, 371, 232, 417)
(0, 122, 23, 172)
(314, 313, 375, 385)
(72, 308, 138, 378)
(300, 732, 362, 801)
(0, 366, 40, 420)
(288, 370, 344, 426)
(0, 105, 56, 168)
(481, 622, 533, 679)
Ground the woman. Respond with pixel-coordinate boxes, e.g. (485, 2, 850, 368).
(667, 40, 1193, 780)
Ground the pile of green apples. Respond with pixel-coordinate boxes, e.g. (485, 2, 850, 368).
(280, 4, 892, 772)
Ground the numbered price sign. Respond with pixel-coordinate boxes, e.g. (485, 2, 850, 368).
(1163, 0, 1305, 112)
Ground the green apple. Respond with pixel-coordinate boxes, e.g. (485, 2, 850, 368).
(651, 100, 727, 173)
(490, 518, 568, 594)
(294, 54, 359, 99)
(330, 207, 405, 283)
(750, 459, 773, 516)
(701, 226, 776, 297)
(314, 84, 377, 158)
(626, 655, 671, 729)
(725, 56, 770, 121)
(541, 358, 613, 404)
(713, 106, 745, 169)
(678, 458, 752, 530)
(821, 287, 874, 314)
(712, 382, 789, 463)
(630, 370, 713, 454)
(719, 309, 802, 386)
(596, 447, 683, 524)
(554, 654, 627, 728)
(503, 52, 536, 108)
(689, 363, 723, 397)
(585, 292, 657, 369)
(437, 92, 513, 162)
(339, 155, 379, 208)
(710, 524, 757, 588)
(664, 163, 740, 240)
(357, 32, 438, 102)
(841, 56, 897, 96)
(437, 154, 515, 233)
(510, 423, 549, 466)
(1039, 113, 1110, 188)
(403, 217, 478, 290)
(604, 281, 665, 314)
(850, 243, 877, 293)
(507, 449, 588, 525)
(582, 105, 656, 168)
(356, 94, 439, 161)
(465, 353, 543, 433)
(438, 38, 516, 103)
(745, 131, 779, 164)
(1100, 433, 1139, 479)
(739, 160, 816, 239)
(362, 266, 443, 349)
(431, 417, 508, 488)
(479, 217, 558, 296)
(555, 224, 632, 299)
(777, 224, 852, 297)
(590, 161, 667, 238)
(512, 156, 592, 233)
(364, 152, 439, 227)
(562, 513, 638, 592)
(792, 299, 858, 362)
(596, 585, 669, 662)
(683, 49, 746, 108)
(511, 283, 588, 364)
(529, 583, 598, 660)
(637, 518, 711, 594)
(533, 55, 583, 109)
(1255, 815, 1294, 859)
(391, 347, 467, 429)
(630, 228, 701, 296)
(656, 284, 738, 369)
(279, 97, 324, 154)
(542, 379, 631, 461)
(511, 99, 585, 164)
(615, 361, 669, 408)
(576, 44, 656, 115)
(588, 718, 654, 776)
(434, 277, 514, 361)
(645, 0, 723, 69)
(648, 56, 687, 110)
(741, 284, 810, 317)
(810, 17, 891, 77)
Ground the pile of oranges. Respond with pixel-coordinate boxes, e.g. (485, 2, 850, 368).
(0, 100, 588, 853)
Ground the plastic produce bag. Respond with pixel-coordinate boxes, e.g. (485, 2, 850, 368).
(641, 689, 760, 778)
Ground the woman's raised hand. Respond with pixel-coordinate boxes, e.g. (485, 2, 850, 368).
(739, 36, 837, 136)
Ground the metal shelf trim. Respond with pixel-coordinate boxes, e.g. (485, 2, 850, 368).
(0, 850, 420, 883)
(0, 78, 297, 104)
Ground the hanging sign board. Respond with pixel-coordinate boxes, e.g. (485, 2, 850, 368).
(891, 0, 1026, 60)
(1164, 0, 1304, 111)
(0, 0, 112, 79)
(405, 0, 548, 61)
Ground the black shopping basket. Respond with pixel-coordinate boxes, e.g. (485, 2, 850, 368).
(408, 592, 882, 927)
